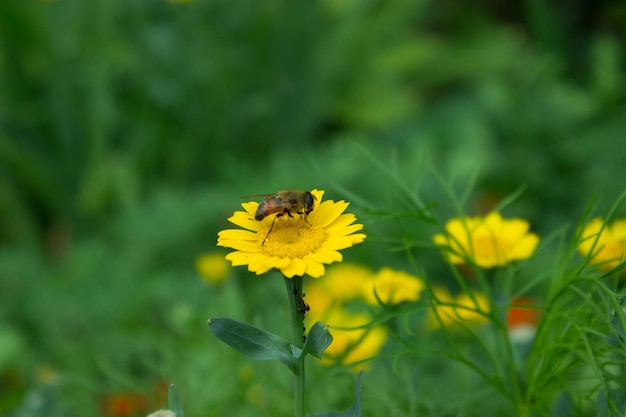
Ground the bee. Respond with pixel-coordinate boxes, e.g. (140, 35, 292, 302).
(253, 190, 316, 244)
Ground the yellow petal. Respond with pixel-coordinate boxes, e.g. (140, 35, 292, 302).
(228, 211, 260, 230)
(311, 189, 325, 209)
(501, 218, 531, 238)
(325, 213, 358, 233)
(282, 258, 307, 278)
(303, 257, 325, 278)
(327, 223, 364, 238)
(310, 249, 343, 264)
(226, 251, 252, 266)
(311, 200, 349, 228)
(323, 235, 365, 251)
(248, 255, 274, 275)
(512, 234, 540, 260)
(218, 229, 257, 241)
(218, 238, 260, 252)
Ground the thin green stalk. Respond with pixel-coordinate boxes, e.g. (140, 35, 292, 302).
(284, 275, 306, 417)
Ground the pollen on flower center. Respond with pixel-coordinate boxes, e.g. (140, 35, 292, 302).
(260, 218, 327, 258)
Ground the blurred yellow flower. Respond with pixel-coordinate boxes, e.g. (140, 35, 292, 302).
(313, 263, 374, 302)
(577, 218, 626, 271)
(195, 252, 231, 284)
(304, 280, 386, 371)
(427, 287, 490, 330)
(310, 306, 386, 371)
(433, 212, 540, 268)
(363, 267, 425, 305)
(217, 190, 366, 278)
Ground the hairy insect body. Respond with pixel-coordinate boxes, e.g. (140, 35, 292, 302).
(255, 190, 315, 221)
(253, 190, 316, 245)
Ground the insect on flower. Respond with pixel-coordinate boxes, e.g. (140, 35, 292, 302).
(252, 190, 316, 245)
(218, 189, 366, 278)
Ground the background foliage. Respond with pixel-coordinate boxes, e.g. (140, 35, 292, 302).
(1, 0, 625, 416)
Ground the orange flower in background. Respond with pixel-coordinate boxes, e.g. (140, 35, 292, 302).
(101, 392, 149, 417)
(217, 190, 366, 278)
(577, 218, 626, 271)
(507, 297, 542, 343)
(507, 298, 541, 329)
(433, 212, 540, 268)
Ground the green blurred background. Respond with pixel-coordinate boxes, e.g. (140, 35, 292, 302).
(1, 0, 625, 416)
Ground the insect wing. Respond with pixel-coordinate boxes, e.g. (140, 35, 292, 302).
(255, 196, 288, 220)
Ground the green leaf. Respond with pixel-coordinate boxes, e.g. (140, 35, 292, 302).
(168, 384, 184, 417)
(302, 321, 333, 359)
(208, 317, 295, 371)
(597, 389, 626, 417)
(307, 371, 363, 417)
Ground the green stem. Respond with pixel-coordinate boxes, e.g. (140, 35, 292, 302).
(284, 275, 306, 417)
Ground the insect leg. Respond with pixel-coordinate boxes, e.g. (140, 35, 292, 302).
(262, 215, 278, 245)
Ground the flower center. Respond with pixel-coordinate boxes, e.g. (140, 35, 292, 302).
(473, 235, 510, 262)
(259, 216, 327, 258)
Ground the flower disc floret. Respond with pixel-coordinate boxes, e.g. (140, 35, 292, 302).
(217, 190, 366, 278)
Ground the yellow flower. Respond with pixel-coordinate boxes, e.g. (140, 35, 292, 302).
(433, 212, 540, 268)
(195, 252, 231, 284)
(217, 190, 366, 278)
(304, 281, 386, 371)
(311, 263, 374, 302)
(578, 218, 626, 271)
(427, 287, 490, 330)
(363, 267, 425, 305)
(308, 305, 387, 371)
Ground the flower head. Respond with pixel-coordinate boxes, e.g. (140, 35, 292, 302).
(305, 286, 387, 371)
(577, 218, 626, 271)
(363, 267, 425, 305)
(217, 190, 366, 278)
(507, 297, 541, 329)
(320, 309, 387, 371)
(507, 297, 541, 343)
(100, 392, 149, 417)
(433, 212, 540, 268)
(309, 263, 374, 303)
(303, 268, 387, 371)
